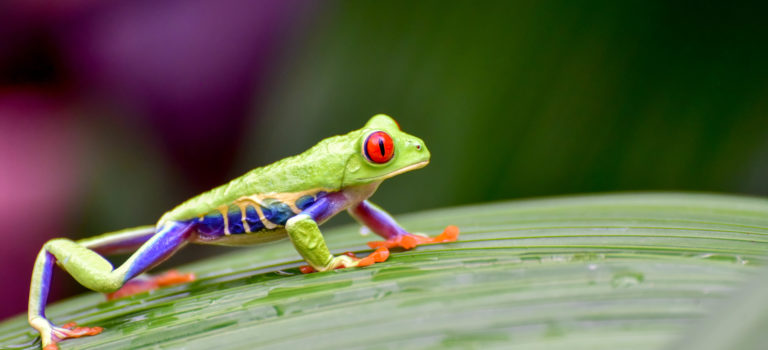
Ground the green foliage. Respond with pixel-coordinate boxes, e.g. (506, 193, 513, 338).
(248, 1, 768, 215)
(1, 193, 767, 349)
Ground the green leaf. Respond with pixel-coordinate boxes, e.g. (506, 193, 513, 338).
(668, 260, 768, 350)
(1, 193, 767, 349)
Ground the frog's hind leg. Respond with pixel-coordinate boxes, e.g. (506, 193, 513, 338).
(76, 225, 196, 300)
(28, 221, 194, 349)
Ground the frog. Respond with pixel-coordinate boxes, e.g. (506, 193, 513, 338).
(27, 114, 459, 350)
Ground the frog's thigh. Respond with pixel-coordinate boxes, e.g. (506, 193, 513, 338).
(45, 221, 192, 293)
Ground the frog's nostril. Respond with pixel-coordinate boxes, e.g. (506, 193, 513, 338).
(415, 144, 422, 150)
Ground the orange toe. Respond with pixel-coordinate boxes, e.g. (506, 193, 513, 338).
(371, 247, 390, 262)
(106, 279, 158, 300)
(367, 239, 398, 249)
(53, 322, 103, 341)
(106, 270, 195, 300)
(367, 226, 460, 250)
(433, 225, 460, 243)
(67, 326, 103, 337)
(398, 234, 430, 249)
(356, 257, 374, 267)
(356, 247, 390, 267)
(154, 270, 196, 286)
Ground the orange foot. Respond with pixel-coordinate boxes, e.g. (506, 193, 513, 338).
(354, 247, 390, 267)
(45, 322, 103, 350)
(300, 247, 390, 274)
(367, 225, 460, 250)
(106, 270, 195, 300)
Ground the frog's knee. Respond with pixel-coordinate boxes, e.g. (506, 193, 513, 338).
(90, 278, 123, 293)
(72, 269, 123, 293)
(44, 238, 75, 250)
(44, 238, 123, 293)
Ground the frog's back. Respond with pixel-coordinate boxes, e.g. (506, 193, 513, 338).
(159, 134, 355, 225)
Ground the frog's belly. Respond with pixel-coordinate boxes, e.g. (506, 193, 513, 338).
(192, 227, 288, 246)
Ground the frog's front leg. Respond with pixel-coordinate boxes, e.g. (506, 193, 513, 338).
(287, 195, 389, 273)
(348, 200, 459, 249)
(28, 222, 194, 350)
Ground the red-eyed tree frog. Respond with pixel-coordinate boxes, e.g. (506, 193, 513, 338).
(27, 114, 459, 350)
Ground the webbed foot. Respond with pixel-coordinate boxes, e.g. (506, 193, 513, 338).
(367, 225, 460, 250)
(106, 270, 195, 300)
(300, 248, 390, 273)
(41, 322, 103, 350)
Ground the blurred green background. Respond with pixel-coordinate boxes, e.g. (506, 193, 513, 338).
(245, 1, 768, 212)
(89, 1, 768, 228)
(1, 1, 766, 319)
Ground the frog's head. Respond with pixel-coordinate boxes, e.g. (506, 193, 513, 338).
(341, 114, 430, 187)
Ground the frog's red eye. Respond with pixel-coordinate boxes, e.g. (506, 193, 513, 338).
(364, 131, 394, 164)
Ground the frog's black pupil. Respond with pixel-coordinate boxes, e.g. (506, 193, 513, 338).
(378, 138, 385, 156)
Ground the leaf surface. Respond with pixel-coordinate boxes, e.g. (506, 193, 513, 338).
(1, 193, 767, 349)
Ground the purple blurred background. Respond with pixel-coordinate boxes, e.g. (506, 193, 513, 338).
(0, 0, 314, 319)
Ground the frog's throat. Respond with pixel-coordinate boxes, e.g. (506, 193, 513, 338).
(359, 160, 429, 182)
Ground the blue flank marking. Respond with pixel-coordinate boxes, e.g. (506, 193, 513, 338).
(228, 209, 245, 234)
(197, 212, 224, 235)
(191, 193, 331, 236)
(296, 195, 316, 210)
(263, 201, 294, 225)
(245, 205, 265, 232)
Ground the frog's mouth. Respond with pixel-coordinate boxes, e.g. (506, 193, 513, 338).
(360, 160, 429, 181)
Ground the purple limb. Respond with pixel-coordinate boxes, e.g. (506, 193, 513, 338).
(33, 251, 55, 317)
(348, 200, 407, 240)
(122, 221, 194, 282)
(303, 191, 354, 223)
